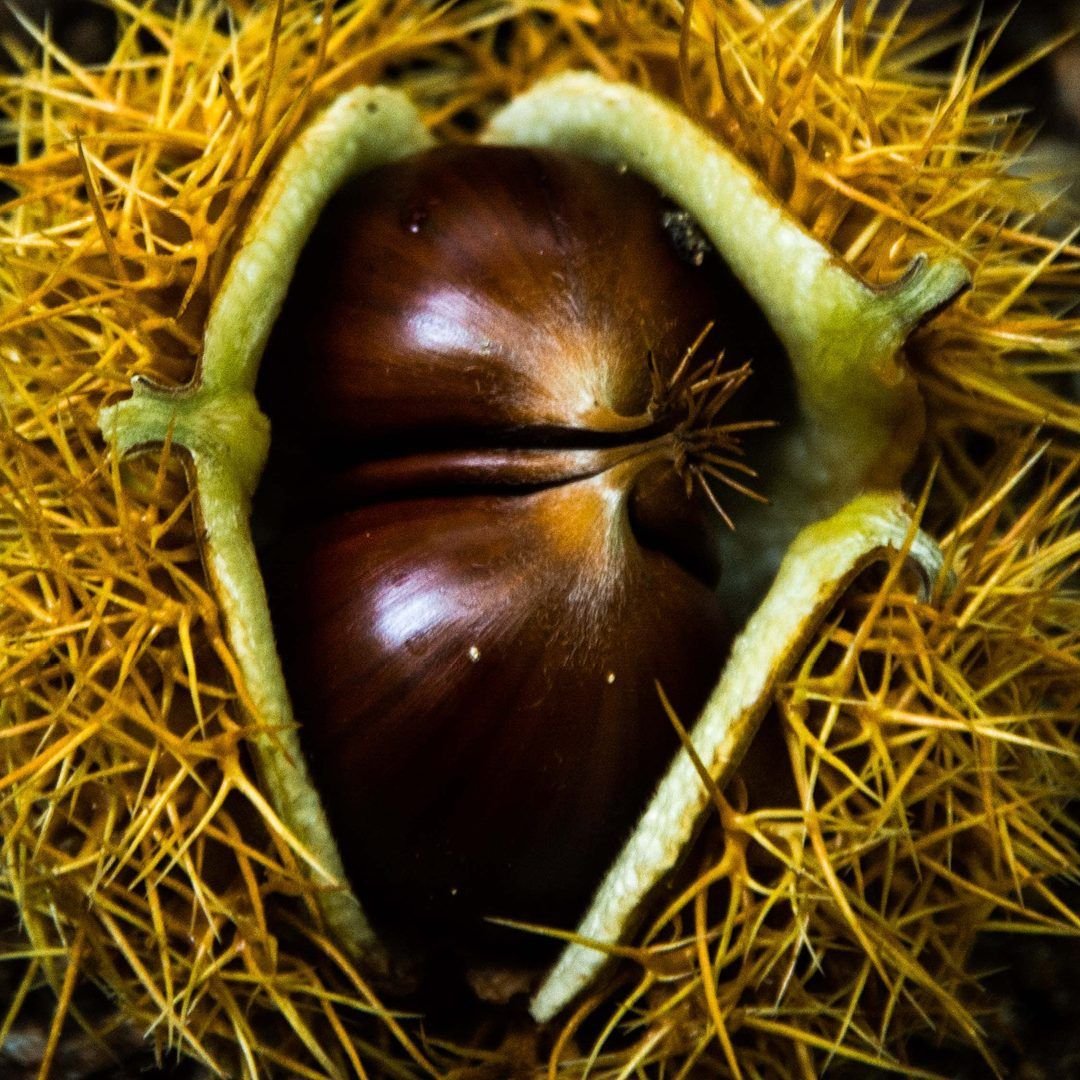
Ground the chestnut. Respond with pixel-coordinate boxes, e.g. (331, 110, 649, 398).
(253, 146, 777, 969)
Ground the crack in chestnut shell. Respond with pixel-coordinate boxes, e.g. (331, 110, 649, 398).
(254, 146, 783, 973)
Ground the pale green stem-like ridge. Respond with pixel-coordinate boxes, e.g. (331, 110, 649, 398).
(486, 72, 971, 499)
(532, 491, 944, 1022)
(100, 84, 435, 969)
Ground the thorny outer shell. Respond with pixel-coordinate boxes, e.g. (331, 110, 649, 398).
(99, 74, 966, 1017)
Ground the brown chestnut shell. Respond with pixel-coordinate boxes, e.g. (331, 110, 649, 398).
(265, 479, 732, 964)
(254, 146, 773, 966)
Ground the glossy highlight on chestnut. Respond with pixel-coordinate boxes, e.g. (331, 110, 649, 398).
(254, 145, 781, 977)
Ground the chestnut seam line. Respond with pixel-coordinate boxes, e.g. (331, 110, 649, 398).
(334, 434, 699, 500)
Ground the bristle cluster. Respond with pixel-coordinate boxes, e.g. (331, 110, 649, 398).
(646, 335, 772, 529)
(1, 1, 1077, 1077)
